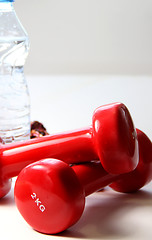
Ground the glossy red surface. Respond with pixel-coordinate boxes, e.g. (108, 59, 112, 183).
(0, 127, 97, 198)
(14, 129, 152, 234)
(0, 102, 138, 198)
(92, 102, 138, 174)
(110, 129, 152, 192)
(14, 159, 85, 234)
(0, 127, 97, 179)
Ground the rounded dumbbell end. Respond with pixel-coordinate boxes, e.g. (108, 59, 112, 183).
(92, 102, 138, 174)
(110, 129, 152, 193)
(14, 159, 85, 234)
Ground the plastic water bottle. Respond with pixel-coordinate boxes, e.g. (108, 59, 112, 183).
(0, 0, 30, 143)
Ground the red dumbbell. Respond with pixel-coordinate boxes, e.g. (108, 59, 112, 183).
(0, 102, 138, 198)
(14, 129, 152, 234)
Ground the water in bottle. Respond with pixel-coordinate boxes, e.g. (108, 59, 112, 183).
(0, 0, 30, 143)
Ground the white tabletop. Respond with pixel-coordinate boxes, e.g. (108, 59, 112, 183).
(1, 75, 152, 240)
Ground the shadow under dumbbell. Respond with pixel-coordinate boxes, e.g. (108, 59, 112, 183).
(57, 188, 152, 239)
(0, 189, 15, 207)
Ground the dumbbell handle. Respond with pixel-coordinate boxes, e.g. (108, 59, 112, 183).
(73, 128, 152, 195)
(1, 127, 97, 179)
(1, 102, 139, 182)
(72, 161, 118, 196)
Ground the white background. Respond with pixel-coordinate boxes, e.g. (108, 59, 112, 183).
(27, 76, 152, 140)
(14, 0, 152, 75)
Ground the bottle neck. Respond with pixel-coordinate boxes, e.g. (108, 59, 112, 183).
(0, 2, 14, 12)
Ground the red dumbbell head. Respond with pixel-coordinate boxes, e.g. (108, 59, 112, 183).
(14, 159, 85, 234)
(92, 102, 139, 174)
(110, 129, 152, 192)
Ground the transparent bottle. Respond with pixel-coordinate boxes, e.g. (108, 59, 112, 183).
(0, 0, 30, 143)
